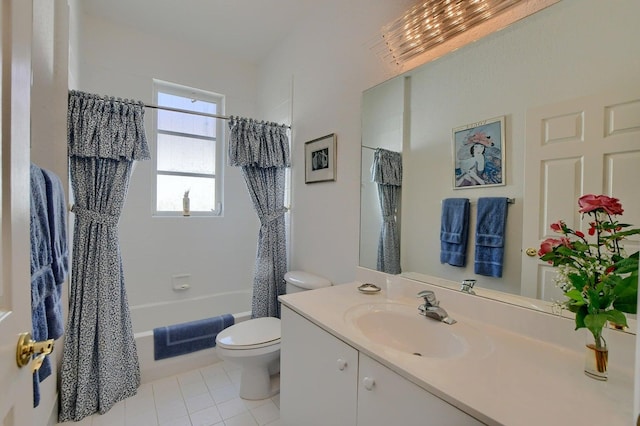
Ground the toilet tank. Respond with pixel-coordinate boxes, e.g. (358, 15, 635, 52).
(284, 271, 332, 294)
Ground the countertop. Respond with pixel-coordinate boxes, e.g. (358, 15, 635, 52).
(279, 281, 634, 426)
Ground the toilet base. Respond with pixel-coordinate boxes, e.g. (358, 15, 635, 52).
(239, 368, 280, 400)
(216, 346, 281, 400)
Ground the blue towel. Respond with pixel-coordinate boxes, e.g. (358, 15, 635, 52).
(41, 168, 68, 339)
(440, 198, 470, 267)
(153, 314, 235, 360)
(30, 164, 55, 407)
(29, 164, 69, 407)
(474, 197, 509, 277)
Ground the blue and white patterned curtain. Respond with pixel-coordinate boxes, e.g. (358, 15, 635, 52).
(372, 148, 402, 274)
(228, 117, 290, 318)
(59, 91, 150, 422)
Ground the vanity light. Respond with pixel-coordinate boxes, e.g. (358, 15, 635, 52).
(379, 0, 521, 66)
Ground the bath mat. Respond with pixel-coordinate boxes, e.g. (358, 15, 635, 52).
(153, 314, 235, 360)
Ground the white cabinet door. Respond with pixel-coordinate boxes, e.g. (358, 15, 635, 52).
(357, 354, 484, 426)
(280, 306, 358, 426)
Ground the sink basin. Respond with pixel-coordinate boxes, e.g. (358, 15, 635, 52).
(344, 302, 491, 359)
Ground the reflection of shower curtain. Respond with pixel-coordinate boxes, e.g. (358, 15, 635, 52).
(228, 117, 290, 318)
(372, 149, 402, 274)
(59, 91, 150, 422)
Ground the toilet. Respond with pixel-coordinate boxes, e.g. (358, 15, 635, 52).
(215, 271, 331, 400)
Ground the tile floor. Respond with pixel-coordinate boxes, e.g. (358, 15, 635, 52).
(56, 361, 282, 426)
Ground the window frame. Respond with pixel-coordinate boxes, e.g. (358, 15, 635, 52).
(152, 79, 225, 217)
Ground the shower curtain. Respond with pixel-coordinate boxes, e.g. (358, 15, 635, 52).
(59, 91, 150, 422)
(228, 117, 290, 318)
(372, 148, 402, 275)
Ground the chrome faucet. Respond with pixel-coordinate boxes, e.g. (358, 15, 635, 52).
(417, 290, 456, 325)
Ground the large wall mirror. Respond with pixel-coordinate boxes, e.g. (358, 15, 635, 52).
(360, 0, 640, 312)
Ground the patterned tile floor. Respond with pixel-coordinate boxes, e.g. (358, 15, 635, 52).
(56, 361, 282, 426)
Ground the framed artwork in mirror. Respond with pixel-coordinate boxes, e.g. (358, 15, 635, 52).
(305, 133, 336, 183)
(452, 116, 506, 189)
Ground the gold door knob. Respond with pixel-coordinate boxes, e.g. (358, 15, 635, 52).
(525, 247, 538, 257)
(16, 332, 54, 371)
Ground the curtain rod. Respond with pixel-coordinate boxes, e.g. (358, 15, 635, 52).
(144, 103, 291, 129)
(362, 145, 401, 152)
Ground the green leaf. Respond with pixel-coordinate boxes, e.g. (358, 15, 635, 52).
(539, 252, 554, 262)
(574, 305, 588, 330)
(586, 288, 609, 310)
(564, 289, 583, 302)
(572, 241, 590, 252)
(584, 313, 608, 337)
(613, 228, 640, 238)
(567, 273, 587, 289)
(614, 255, 639, 274)
(555, 246, 576, 256)
(605, 310, 628, 328)
(613, 275, 638, 314)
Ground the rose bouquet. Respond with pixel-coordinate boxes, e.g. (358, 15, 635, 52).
(538, 194, 639, 351)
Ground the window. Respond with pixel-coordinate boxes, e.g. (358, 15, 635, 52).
(153, 80, 224, 216)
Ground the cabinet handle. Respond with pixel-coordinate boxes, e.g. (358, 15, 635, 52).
(362, 376, 375, 391)
(337, 358, 347, 371)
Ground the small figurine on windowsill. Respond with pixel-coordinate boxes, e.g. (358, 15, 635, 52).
(183, 189, 190, 216)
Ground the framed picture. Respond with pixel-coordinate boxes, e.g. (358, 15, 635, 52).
(452, 115, 506, 189)
(305, 133, 336, 183)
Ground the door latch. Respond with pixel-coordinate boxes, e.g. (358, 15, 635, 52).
(16, 332, 54, 372)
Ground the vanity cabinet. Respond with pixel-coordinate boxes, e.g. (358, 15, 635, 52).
(280, 306, 358, 426)
(280, 305, 484, 426)
(357, 353, 483, 425)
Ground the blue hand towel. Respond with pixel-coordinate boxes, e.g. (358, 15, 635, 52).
(440, 198, 470, 267)
(154, 314, 235, 360)
(474, 197, 509, 278)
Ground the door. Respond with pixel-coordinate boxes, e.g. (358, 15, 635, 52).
(0, 0, 35, 424)
(521, 86, 640, 300)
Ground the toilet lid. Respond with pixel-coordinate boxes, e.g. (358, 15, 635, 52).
(216, 317, 281, 349)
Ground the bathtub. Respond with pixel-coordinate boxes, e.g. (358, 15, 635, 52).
(130, 290, 251, 383)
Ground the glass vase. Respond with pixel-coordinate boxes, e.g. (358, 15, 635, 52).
(584, 328, 608, 381)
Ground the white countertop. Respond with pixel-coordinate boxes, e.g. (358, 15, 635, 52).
(279, 281, 634, 426)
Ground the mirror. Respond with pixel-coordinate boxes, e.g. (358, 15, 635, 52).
(360, 0, 640, 311)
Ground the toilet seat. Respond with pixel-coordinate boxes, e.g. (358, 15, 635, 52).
(216, 317, 281, 350)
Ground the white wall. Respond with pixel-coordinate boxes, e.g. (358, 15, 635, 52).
(76, 14, 261, 310)
(257, 0, 416, 285)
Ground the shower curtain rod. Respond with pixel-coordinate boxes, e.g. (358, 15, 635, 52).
(143, 103, 291, 129)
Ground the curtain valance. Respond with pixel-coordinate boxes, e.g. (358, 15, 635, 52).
(372, 148, 402, 186)
(68, 90, 150, 161)
(228, 116, 290, 168)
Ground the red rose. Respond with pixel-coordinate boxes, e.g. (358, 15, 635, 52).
(588, 222, 596, 236)
(559, 237, 573, 248)
(538, 238, 561, 256)
(578, 194, 624, 215)
(550, 221, 564, 232)
(575, 230, 585, 238)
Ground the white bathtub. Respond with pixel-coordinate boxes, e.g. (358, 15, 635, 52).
(130, 290, 251, 383)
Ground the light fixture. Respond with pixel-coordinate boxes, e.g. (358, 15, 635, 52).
(379, 0, 522, 66)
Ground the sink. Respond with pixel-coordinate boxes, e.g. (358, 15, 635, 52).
(344, 302, 492, 359)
